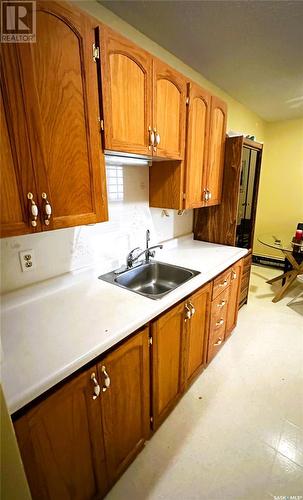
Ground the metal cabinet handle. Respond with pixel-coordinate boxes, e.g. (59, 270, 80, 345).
(217, 300, 226, 308)
(207, 189, 212, 200)
(216, 319, 224, 327)
(203, 189, 209, 202)
(184, 303, 191, 321)
(91, 372, 101, 400)
(148, 126, 155, 150)
(27, 192, 38, 227)
(232, 270, 237, 280)
(155, 132, 160, 146)
(214, 337, 223, 346)
(219, 280, 228, 287)
(188, 301, 195, 317)
(101, 365, 110, 392)
(41, 192, 52, 226)
(153, 128, 157, 152)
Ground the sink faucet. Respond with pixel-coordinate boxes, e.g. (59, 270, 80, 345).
(126, 229, 163, 268)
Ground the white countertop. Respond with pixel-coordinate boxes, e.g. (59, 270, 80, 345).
(1, 235, 247, 414)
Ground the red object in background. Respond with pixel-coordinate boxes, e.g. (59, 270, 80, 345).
(295, 229, 303, 240)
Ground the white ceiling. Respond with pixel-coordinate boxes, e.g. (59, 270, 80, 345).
(100, 0, 303, 122)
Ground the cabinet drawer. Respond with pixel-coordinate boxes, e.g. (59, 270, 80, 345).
(211, 288, 230, 316)
(212, 269, 231, 300)
(207, 315, 226, 363)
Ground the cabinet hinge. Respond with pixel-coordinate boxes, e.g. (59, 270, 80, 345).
(92, 43, 100, 62)
(186, 97, 190, 105)
(149, 337, 153, 346)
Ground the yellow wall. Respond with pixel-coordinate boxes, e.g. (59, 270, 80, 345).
(254, 118, 303, 258)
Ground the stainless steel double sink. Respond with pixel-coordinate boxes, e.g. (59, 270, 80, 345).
(99, 261, 200, 300)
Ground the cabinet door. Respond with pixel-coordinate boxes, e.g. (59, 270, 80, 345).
(185, 283, 212, 385)
(151, 302, 186, 429)
(0, 56, 41, 237)
(14, 367, 108, 500)
(206, 96, 227, 206)
(226, 259, 243, 337)
(153, 58, 187, 159)
(98, 327, 150, 485)
(9, 1, 108, 232)
(100, 26, 153, 156)
(184, 83, 211, 209)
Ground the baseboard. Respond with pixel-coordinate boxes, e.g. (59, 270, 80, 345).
(252, 254, 284, 270)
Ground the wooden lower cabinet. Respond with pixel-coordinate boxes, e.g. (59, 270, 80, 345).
(14, 327, 150, 500)
(151, 283, 212, 428)
(207, 258, 244, 363)
(98, 327, 150, 485)
(239, 250, 252, 308)
(151, 302, 186, 429)
(226, 259, 243, 337)
(14, 366, 108, 500)
(184, 283, 212, 386)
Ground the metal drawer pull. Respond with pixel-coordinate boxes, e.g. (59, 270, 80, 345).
(216, 319, 224, 326)
(184, 303, 191, 321)
(214, 337, 223, 346)
(91, 372, 101, 400)
(27, 192, 38, 227)
(188, 301, 195, 317)
(101, 365, 111, 392)
(217, 300, 226, 308)
(219, 280, 228, 287)
(41, 192, 52, 226)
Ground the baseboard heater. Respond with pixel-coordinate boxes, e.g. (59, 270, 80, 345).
(252, 254, 284, 270)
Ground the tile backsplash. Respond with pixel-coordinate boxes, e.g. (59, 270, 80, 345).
(0, 163, 193, 294)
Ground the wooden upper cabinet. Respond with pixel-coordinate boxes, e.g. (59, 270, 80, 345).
(14, 366, 108, 500)
(0, 80, 41, 237)
(151, 302, 186, 429)
(184, 83, 211, 209)
(100, 26, 153, 156)
(226, 259, 243, 338)
(1, 1, 108, 237)
(98, 327, 150, 485)
(153, 58, 187, 159)
(206, 96, 227, 206)
(185, 283, 211, 385)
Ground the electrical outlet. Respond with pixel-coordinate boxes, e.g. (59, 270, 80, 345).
(19, 250, 35, 272)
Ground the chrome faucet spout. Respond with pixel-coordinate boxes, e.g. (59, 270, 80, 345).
(126, 231, 163, 268)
